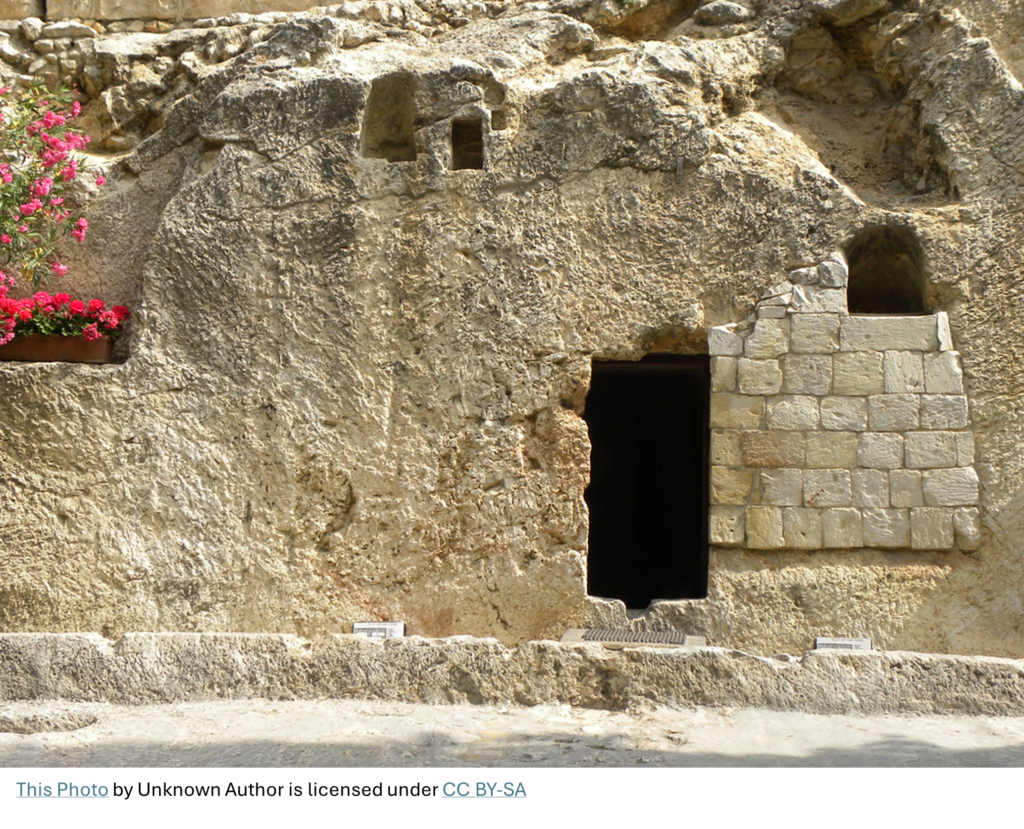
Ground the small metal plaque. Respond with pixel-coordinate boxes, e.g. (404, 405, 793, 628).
(561, 628, 706, 649)
(352, 621, 405, 640)
(815, 637, 872, 650)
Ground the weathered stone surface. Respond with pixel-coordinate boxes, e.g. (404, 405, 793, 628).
(711, 356, 738, 393)
(803, 469, 852, 507)
(922, 469, 980, 507)
(760, 469, 803, 506)
(822, 507, 863, 548)
(862, 509, 911, 548)
(890, 470, 924, 508)
(920, 395, 969, 430)
(7, 634, 1024, 717)
(858, 433, 904, 469)
(0, 0, 42, 19)
(905, 431, 958, 469)
(745, 319, 789, 359)
(710, 429, 744, 466)
(782, 354, 832, 395)
(789, 315, 840, 354)
(924, 352, 965, 394)
(712, 395, 765, 429)
(738, 359, 784, 396)
(711, 466, 754, 505)
(883, 351, 924, 394)
(742, 431, 806, 468)
(709, 326, 744, 357)
(766, 395, 819, 430)
(805, 432, 858, 468)
(783, 507, 822, 549)
(820, 396, 868, 431)
(695, 0, 755, 25)
(867, 394, 920, 431)
(833, 353, 884, 395)
(953, 507, 982, 551)
(790, 286, 847, 314)
(852, 469, 889, 508)
(911, 508, 955, 550)
(746, 507, 784, 549)
(710, 506, 745, 546)
(840, 317, 939, 352)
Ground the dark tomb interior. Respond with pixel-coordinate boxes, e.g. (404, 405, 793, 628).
(451, 118, 485, 169)
(584, 354, 709, 608)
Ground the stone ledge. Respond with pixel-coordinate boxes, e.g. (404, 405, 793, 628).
(1, 633, 1024, 716)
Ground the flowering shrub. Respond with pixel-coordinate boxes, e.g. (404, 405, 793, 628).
(0, 82, 125, 349)
(0, 283, 129, 346)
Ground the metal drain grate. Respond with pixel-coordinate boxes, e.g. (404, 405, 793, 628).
(561, 628, 706, 649)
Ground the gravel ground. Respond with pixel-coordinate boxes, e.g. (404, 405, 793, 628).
(2, 699, 1024, 767)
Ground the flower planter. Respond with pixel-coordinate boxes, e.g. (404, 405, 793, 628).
(0, 333, 113, 363)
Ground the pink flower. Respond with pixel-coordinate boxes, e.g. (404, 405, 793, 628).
(16, 225, 28, 233)
(42, 149, 68, 169)
(19, 199, 43, 215)
(49, 197, 64, 207)
(58, 158, 77, 179)
(71, 217, 89, 243)
(32, 177, 53, 197)
(82, 322, 100, 341)
(51, 262, 68, 277)
(0, 236, 10, 244)
(95, 175, 106, 187)
(70, 101, 81, 117)
(53, 293, 70, 305)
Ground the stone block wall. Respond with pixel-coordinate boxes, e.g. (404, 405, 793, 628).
(708, 257, 980, 552)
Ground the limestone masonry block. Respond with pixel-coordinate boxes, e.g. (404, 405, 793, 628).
(758, 306, 788, 319)
(711, 466, 754, 505)
(863, 508, 911, 548)
(905, 431, 958, 469)
(953, 507, 982, 551)
(956, 432, 975, 465)
(766, 395, 820, 430)
(858, 433, 904, 468)
(760, 468, 803, 506)
(710, 429, 744, 466)
(911, 508, 955, 549)
(710, 394, 764, 429)
(840, 316, 939, 352)
(852, 469, 889, 507)
(803, 469, 852, 507)
(867, 394, 920, 431)
(738, 359, 783, 395)
(833, 352, 884, 395)
(884, 351, 925, 393)
(790, 314, 840, 354)
(817, 259, 848, 288)
(709, 326, 744, 356)
(747, 506, 784, 549)
(782, 354, 832, 395)
(924, 352, 965, 394)
(0, 0, 42, 19)
(936, 312, 955, 351)
(923, 468, 980, 506)
(823, 508, 863, 548)
(920, 395, 969, 430)
(890, 470, 924, 508)
(820, 396, 868, 431)
(783, 507, 823, 548)
(711, 356, 738, 392)
(790, 286, 847, 314)
(745, 318, 790, 358)
(805, 432, 858, 468)
(742, 431, 806, 467)
(710, 506, 745, 546)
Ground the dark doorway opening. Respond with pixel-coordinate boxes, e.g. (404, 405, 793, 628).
(451, 117, 485, 169)
(584, 354, 710, 608)
(362, 73, 417, 162)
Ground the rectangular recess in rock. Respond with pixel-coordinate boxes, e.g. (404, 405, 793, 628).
(451, 117, 485, 170)
(584, 355, 709, 608)
(362, 73, 417, 162)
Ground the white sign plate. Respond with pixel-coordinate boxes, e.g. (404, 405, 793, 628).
(352, 621, 405, 640)
(815, 637, 872, 650)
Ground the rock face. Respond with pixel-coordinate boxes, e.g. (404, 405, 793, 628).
(1, 0, 1024, 657)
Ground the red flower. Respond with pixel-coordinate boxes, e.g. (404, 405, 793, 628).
(86, 298, 104, 314)
(82, 323, 100, 341)
(112, 306, 130, 321)
(68, 300, 85, 314)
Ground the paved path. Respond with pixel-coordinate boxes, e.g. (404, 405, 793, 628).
(2, 699, 1024, 767)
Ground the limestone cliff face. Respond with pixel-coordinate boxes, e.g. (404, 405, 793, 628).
(1, 0, 1023, 655)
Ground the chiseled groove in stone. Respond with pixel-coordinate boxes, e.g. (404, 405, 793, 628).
(3, 634, 1024, 716)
